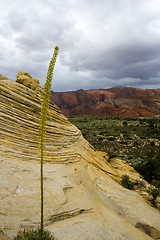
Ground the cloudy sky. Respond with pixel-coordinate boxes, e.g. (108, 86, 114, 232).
(1, 0, 160, 91)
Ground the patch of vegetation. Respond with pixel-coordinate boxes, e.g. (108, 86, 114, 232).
(68, 116, 160, 186)
(134, 180, 146, 189)
(107, 150, 118, 161)
(148, 186, 160, 205)
(133, 151, 160, 184)
(14, 229, 54, 240)
(121, 175, 134, 190)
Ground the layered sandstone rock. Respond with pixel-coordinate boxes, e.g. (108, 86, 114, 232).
(50, 87, 160, 117)
(0, 75, 160, 240)
(16, 71, 43, 93)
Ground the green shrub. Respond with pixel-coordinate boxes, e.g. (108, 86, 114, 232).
(14, 229, 54, 240)
(148, 186, 160, 204)
(133, 141, 139, 146)
(150, 141, 155, 147)
(133, 151, 160, 184)
(107, 150, 118, 160)
(134, 180, 146, 188)
(121, 175, 134, 190)
(151, 179, 160, 188)
(107, 137, 116, 141)
(123, 121, 128, 127)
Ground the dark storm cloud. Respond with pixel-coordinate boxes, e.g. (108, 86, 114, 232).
(93, 42, 160, 80)
(0, 0, 160, 91)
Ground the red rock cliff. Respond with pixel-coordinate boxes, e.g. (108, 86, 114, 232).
(50, 87, 160, 118)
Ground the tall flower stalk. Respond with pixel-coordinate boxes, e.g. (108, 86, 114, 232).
(39, 46, 59, 238)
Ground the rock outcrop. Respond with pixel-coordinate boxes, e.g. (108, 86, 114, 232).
(0, 74, 160, 240)
(16, 71, 43, 93)
(50, 87, 160, 117)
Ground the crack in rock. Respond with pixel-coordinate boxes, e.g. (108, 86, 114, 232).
(45, 208, 93, 226)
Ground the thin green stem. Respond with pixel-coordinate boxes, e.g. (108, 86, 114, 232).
(40, 137, 44, 239)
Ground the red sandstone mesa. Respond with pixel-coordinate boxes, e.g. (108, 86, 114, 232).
(50, 87, 160, 118)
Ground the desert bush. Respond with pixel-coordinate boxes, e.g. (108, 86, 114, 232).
(150, 141, 155, 147)
(123, 121, 128, 127)
(107, 150, 118, 161)
(14, 229, 54, 240)
(133, 141, 139, 146)
(151, 179, 160, 188)
(107, 136, 116, 141)
(121, 175, 134, 190)
(148, 186, 160, 204)
(134, 180, 146, 188)
(133, 151, 160, 184)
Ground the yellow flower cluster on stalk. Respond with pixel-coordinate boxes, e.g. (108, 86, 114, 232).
(39, 46, 59, 145)
(39, 46, 59, 238)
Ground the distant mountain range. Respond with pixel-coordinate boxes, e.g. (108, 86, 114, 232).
(50, 87, 160, 118)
